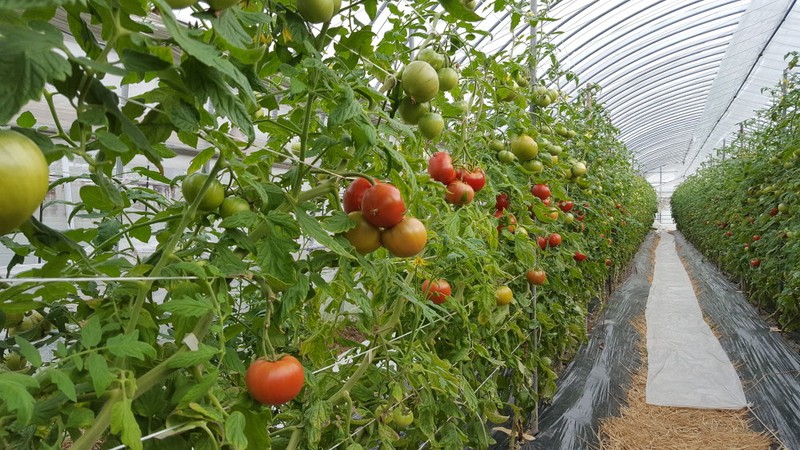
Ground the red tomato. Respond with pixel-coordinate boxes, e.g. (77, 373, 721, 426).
(548, 233, 562, 247)
(526, 269, 546, 285)
(246, 356, 305, 406)
(576, 214, 585, 222)
(362, 184, 406, 228)
(537, 236, 547, 250)
(725, 231, 732, 237)
(557, 200, 574, 212)
(428, 152, 456, 184)
(574, 252, 587, 262)
(750, 258, 761, 267)
(445, 181, 474, 205)
(422, 279, 451, 304)
(605, 258, 613, 267)
(752, 235, 760, 241)
(343, 177, 372, 213)
(461, 168, 486, 192)
(769, 207, 779, 216)
(531, 184, 550, 201)
(495, 193, 509, 211)
(454, 167, 465, 181)
(542, 197, 552, 207)
(381, 217, 427, 257)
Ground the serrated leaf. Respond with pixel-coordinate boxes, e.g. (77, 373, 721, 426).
(225, 411, 248, 450)
(166, 344, 218, 369)
(295, 207, 353, 258)
(160, 296, 214, 318)
(328, 86, 361, 127)
(106, 331, 156, 361)
(96, 130, 129, 154)
(47, 368, 77, 402)
(14, 336, 41, 368)
(120, 49, 172, 73)
(219, 210, 258, 229)
(0, 21, 71, 123)
(323, 211, 356, 233)
(0, 372, 38, 425)
(304, 401, 331, 448)
(111, 397, 143, 450)
(255, 231, 298, 290)
(86, 353, 115, 396)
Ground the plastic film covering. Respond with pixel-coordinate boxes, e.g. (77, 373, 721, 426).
(673, 232, 800, 448)
(645, 232, 747, 409)
(489, 232, 658, 450)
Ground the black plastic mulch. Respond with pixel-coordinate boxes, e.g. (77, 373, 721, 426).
(674, 232, 800, 449)
(490, 231, 658, 450)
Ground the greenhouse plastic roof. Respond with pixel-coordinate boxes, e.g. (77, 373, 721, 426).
(415, 0, 800, 196)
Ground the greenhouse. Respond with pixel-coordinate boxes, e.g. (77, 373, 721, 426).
(0, 0, 798, 448)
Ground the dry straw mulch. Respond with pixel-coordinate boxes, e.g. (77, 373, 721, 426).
(598, 318, 774, 450)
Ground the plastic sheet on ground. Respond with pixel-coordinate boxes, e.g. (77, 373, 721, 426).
(645, 232, 747, 409)
(489, 232, 658, 450)
(674, 232, 800, 449)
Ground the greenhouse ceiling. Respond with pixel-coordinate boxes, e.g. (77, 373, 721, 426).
(407, 0, 800, 195)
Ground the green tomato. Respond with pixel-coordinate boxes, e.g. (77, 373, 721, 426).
(392, 408, 414, 428)
(219, 197, 251, 218)
(523, 159, 544, 173)
(0, 131, 50, 235)
(497, 150, 516, 164)
(181, 173, 225, 211)
(207, 0, 239, 9)
(165, 0, 198, 7)
(417, 113, 444, 140)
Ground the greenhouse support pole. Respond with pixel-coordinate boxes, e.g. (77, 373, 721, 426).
(528, 0, 540, 439)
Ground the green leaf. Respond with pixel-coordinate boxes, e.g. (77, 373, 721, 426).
(225, 411, 248, 450)
(160, 296, 214, 319)
(15, 111, 36, 127)
(0, 372, 38, 425)
(47, 368, 78, 402)
(295, 207, 353, 258)
(80, 185, 115, 211)
(0, 21, 71, 123)
(304, 401, 331, 448)
(106, 331, 156, 361)
(111, 397, 143, 450)
(153, 0, 256, 106)
(96, 130, 130, 154)
(120, 49, 173, 73)
(86, 353, 115, 396)
(255, 232, 298, 290)
(80, 315, 103, 348)
(438, 0, 482, 21)
(323, 211, 356, 233)
(14, 336, 41, 368)
(328, 86, 361, 127)
(166, 344, 218, 369)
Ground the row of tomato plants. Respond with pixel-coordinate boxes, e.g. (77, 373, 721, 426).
(0, 0, 656, 448)
(671, 53, 800, 332)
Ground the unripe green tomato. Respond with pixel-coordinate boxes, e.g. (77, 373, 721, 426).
(181, 173, 225, 211)
(219, 197, 251, 218)
(4, 352, 27, 371)
(296, 0, 340, 23)
(392, 407, 414, 428)
(497, 150, 516, 164)
(488, 139, 505, 152)
(0, 131, 50, 236)
(522, 159, 544, 173)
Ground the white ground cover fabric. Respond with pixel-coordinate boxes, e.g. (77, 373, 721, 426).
(645, 232, 747, 409)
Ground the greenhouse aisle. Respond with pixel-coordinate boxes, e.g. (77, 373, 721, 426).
(502, 230, 800, 450)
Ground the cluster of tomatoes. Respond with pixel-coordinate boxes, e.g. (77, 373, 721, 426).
(428, 152, 486, 206)
(341, 177, 427, 258)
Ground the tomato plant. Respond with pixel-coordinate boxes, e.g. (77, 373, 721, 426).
(246, 356, 305, 406)
(0, 1, 659, 448)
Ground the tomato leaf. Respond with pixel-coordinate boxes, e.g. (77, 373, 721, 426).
(295, 206, 354, 258)
(328, 86, 362, 127)
(107, 331, 157, 361)
(14, 336, 42, 368)
(304, 400, 331, 448)
(166, 344, 218, 369)
(110, 397, 143, 450)
(80, 316, 102, 349)
(0, 372, 38, 425)
(437, 0, 482, 22)
(47, 369, 78, 402)
(15, 111, 36, 128)
(0, 21, 71, 124)
(160, 296, 214, 319)
(255, 229, 298, 290)
(225, 411, 249, 450)
(86, 353, 115, 396)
